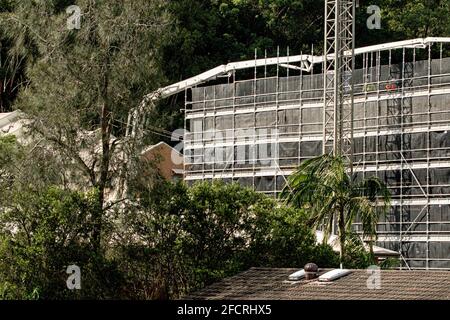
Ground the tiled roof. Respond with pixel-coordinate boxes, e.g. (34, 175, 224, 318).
(0, 111, 22, 136)
(186, 267, 450, 300)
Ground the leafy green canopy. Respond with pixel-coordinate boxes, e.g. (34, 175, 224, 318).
(0, 187, 124, 299)
(0, 1, 175, 253)
(2, 0, 169, 135)
(119, 179, 339, 299)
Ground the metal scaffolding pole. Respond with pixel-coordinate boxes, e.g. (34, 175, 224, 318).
(323, 0, 355, 167)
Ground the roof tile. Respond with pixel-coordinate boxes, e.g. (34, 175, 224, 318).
(186, 268, 450, 300)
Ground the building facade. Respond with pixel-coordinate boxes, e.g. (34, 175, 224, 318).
(181, 39, 450, 270)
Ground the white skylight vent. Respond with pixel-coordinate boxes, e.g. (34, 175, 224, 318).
(318, 269, 352, 282)
(288, 269, 305, 281)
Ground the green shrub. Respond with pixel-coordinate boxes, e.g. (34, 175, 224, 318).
(118, 180, 339, 298)
(0, 187, 124, 299)
(0, 180, 365, 299)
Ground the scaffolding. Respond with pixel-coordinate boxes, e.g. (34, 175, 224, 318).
(177, 38, 450, 270)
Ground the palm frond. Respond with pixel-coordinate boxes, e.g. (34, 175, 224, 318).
(281, 154, 392, 265)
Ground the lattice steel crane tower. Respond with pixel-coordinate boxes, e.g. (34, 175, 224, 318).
(323, 0, 356, 168)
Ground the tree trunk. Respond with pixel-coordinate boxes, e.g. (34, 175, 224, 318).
(93, 102, 111, 252)
(369, 238, 375, 264)
(93, 53, 112, 252)
(338, 207, 346, 269)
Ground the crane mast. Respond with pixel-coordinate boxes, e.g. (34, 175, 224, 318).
(323, 0, 355, 169)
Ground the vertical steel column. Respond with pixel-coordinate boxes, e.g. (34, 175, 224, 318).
(184, 88, 188, 181)
(426, 43, 432, 270)
(252, 49, 257, 190)
(212, 85, 216, 179)
(203, 87, 207, 181)
(232, 70, 236, 181)
(323, 0, 355, 169)
(275, 47, 280, 197)
(299, 51, 303, 168)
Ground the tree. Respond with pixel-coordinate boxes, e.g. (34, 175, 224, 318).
(0, 186, 126, 299)
(380, 0, 450, 38)
(0, 134, 22, 178)
(118, 179, 339, 299)
(281, 155, 391, 267)
(0, 0, 27, 113)
(248, 203, 339, 269)
(1, 0, 172, 251)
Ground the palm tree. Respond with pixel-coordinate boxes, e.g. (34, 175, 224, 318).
(281, 155, 391, 268)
